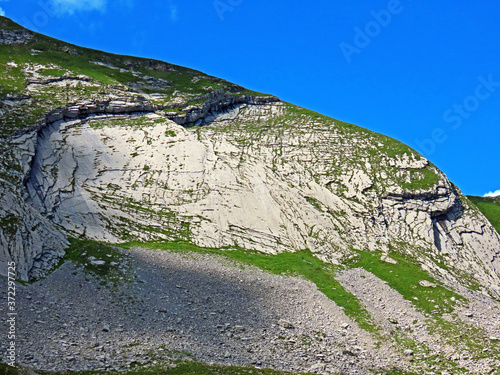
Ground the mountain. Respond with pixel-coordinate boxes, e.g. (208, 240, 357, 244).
(468, 195, 500, 234)
(1, 16, 500, 375)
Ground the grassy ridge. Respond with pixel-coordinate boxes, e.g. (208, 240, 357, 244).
(467, 195, 500, 234)
(0, 16, 245, 138)
(1, 16, 440, 194)
(350, 250, 465, 315)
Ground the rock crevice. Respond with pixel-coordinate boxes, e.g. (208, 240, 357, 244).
(40, 90, 279, 130)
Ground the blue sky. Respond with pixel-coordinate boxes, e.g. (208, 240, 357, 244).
(2, 0, 499, 196)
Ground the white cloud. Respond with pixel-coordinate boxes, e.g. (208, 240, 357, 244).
(483, 189, 500, 198)
(49, 0, 107, 15)
(0, 0, 9, 17)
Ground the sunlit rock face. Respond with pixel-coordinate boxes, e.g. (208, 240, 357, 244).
(8, 100, 498, 298)
(0, 15, 499, 298)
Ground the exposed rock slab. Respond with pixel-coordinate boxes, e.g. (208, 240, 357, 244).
(8, 102, 499, 299)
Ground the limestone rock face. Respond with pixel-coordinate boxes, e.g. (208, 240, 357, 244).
(0, 133, 68, 280)
(0, 16, 499, 300)
(15, 102, 500, 298)
(0, 189, 68, 279)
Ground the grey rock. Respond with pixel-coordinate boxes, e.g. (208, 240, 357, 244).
(0, 28, 33, 45)
(278, 319, 294, 329)
(308, 362, 327, 373)
(419, 280, 436, 288)
(7, 100, 499, 300)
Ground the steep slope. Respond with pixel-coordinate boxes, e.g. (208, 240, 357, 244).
(468, 195, 500, 234)
(1, 14, 499, 301)
(2, 15, 500, 375)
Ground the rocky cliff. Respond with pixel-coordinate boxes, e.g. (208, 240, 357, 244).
(1, 15, 499, 301)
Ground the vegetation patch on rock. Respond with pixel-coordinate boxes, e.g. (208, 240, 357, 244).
(467, 195, 500, 234)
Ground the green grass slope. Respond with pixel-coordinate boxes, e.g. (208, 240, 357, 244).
(0, 16, 266, 138)
(467, 195, 500, 234)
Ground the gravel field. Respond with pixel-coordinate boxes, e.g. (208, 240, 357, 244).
(1, 247, 499, 374)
